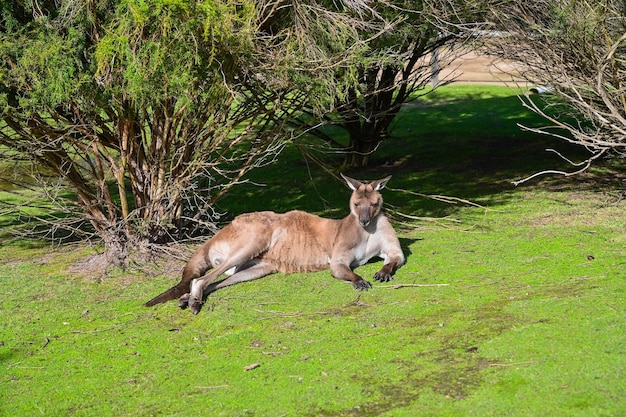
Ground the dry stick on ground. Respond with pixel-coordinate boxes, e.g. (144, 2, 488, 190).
(254, 309, 334, 320)
(374, 283, 449, 289)
(386, 187, 491, 231)
(489, 361, 539, 368)
(387, 187, 492, 210)
(389, 210, 463, 230)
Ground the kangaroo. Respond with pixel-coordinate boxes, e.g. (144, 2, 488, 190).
(145, 174, 405, 314)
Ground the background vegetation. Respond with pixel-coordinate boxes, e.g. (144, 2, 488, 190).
(0, 0, 383, 260)
(487, 0, 626, 175)
(2, 0, 625, 261)
(1, 86, 624, 416)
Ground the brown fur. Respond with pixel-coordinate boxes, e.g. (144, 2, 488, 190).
(144, 174, 405, 314)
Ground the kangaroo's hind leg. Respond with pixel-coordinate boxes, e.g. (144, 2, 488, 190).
(205, 260, 277, 295)
(144, 243, 213, 308)
(178, 260, 275, 308)
(187, 240, 272, 314)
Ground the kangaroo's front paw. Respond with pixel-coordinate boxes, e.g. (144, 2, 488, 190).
(374, 264, 394, 282)
(373, 270, 394, 282)
(353, 278, 372, 291)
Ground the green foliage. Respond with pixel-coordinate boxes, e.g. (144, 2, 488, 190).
(1, 23, 85, 110)
(0, 0, 384, 252)
(93, 0, 257, 109)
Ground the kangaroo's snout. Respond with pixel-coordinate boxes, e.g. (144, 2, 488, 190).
(358, 205, 372, 227)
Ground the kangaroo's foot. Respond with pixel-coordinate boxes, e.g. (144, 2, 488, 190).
(373, 270, 393, 282)
(188, 295, 203, 315)
(373, 263, 395, 283)
(353, 278, 372, 290)
(178, 293, 190, 309)
(187, 278, 206, 314)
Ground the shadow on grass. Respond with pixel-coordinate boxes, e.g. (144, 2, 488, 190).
(0, 195, 89, 250)
(3, 87, 624, 244)
(221, 89, 625, 222)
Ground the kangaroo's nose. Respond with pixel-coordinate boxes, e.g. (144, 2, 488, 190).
(360, 219, 370, 227)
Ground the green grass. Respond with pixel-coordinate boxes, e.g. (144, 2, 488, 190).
(1, 85, 625, 416)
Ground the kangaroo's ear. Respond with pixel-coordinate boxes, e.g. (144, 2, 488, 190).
(371, 175, 392, 191)
(340, 173, 362, 191)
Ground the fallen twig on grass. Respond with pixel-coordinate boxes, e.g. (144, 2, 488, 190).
(262, 351, 288, 356)
(375, 283, 449, 289)
(390, 210, 462, 223)
(386, 187, 493, 231)
(388, 210, 480, 232)
(388, 188, 492, 210)
(254, 309, 333, 319)
(489, 360, 538, 367)
(244, 363, 261, 371)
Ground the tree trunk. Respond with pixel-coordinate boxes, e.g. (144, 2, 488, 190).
(344, 130, 380, 168)
(340, 65, 403, 168)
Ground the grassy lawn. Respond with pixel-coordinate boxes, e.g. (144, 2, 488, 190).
(1, 85, 625, 416)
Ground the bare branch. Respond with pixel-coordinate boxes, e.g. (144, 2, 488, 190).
(485, 0, 626, 181)
(512, 149, 608, 186)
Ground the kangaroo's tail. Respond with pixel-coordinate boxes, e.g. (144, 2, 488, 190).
(144, 283, 189, 307)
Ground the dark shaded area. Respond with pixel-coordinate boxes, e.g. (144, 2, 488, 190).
(221, 91, 625, 222)
(3, 89, 624, 248)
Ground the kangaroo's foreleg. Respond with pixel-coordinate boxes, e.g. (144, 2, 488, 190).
(373, 260, 399, 283)
(373, 244, 405, 283)
(186, 266, 237, 314)
(330, 261, 372, 290)
(373, 255, 404, 283)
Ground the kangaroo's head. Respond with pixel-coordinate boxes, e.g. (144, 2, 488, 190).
(341, 173, 391, 228)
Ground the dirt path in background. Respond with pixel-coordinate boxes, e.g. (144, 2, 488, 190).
(439, 50, 531, 86)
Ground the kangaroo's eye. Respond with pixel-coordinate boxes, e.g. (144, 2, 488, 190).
(371, 202, 379, 208)
(354, 203, 360, 208)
